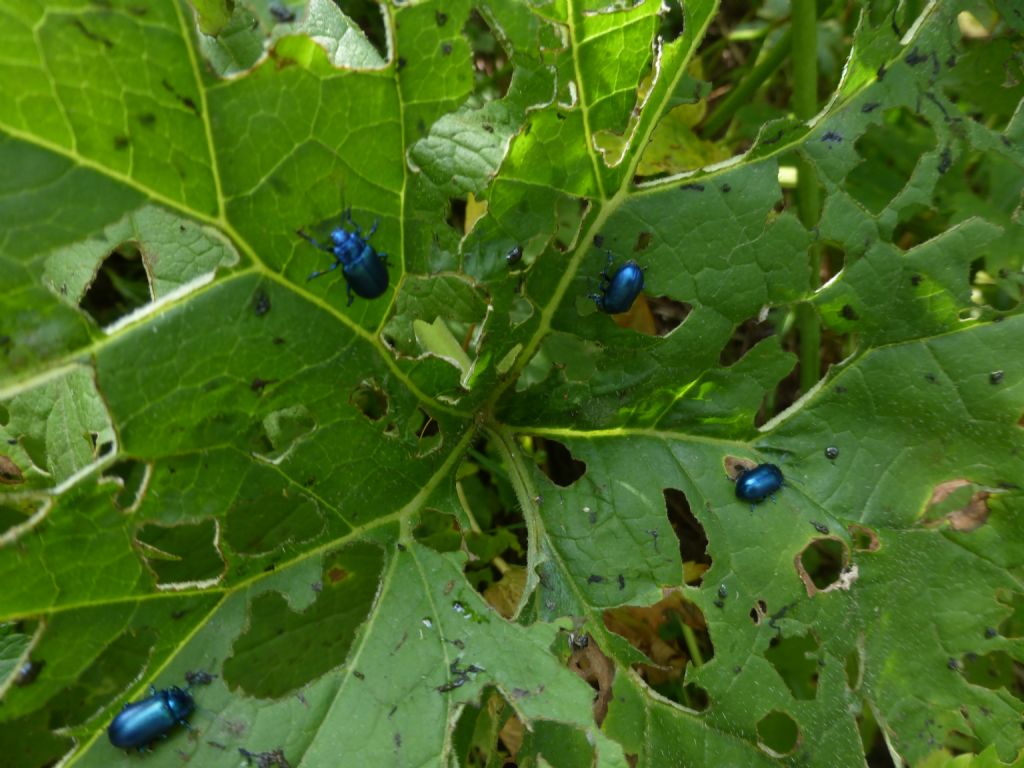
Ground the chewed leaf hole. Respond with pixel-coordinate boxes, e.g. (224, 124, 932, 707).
(80, 244, 151, 326)
(756, 710, 800, 756)
(750, 599, 767, 625)
(136, 519, 225, 587)
(223, 542, 384, 699)
(414, 510, 464, 560)
(416, 408, 442, 456)
(765, 633, 821, 701)
(604, 592, 713, 711)
(533, 438, 586, 487)
(848, 523, 880, 551)
(446, 197, 468, 233)
(103, 459, 150, 510)
(718, 316, 778, 368)
(649, 295, 692, 337)
(845, 106, 936, 215)
(345, 1, 387, 62)
(350, 379, 389, 421)
(663, 488, 709, 583)
(451, 688, 519, 764)
(466, 10, 511, 99)
(960, 650, 1023, 697)
(796, 537, 848, 594)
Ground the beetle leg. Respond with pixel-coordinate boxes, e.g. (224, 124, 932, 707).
(297, 229, 332, 253)
(346, 282, 355, 306)
(379, 251, 389, 267)
(366, 219, 379, 240)
(307, 260, 342, 282)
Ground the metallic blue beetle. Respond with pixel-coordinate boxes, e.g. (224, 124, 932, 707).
(107, 684, 195, 751)
(590, 252, 644, 314)
(298, 209, 389, 305)
(735, 463, 784, 508)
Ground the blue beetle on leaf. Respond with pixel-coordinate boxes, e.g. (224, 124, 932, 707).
(734, 462, 784, 510)
(107, 670, 215, 752)
(298, 208, 390, 306)
(590, 251, 645, 314)
(107, 685, 195, 751)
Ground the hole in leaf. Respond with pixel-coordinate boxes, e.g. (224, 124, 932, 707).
(415, 408, 442, 456)
(860, 700, 897, 766)
(797, 537, 847, 592)
(663, 488, 709, 584)
(756, 710, 800, 756)
(413, 508, 463, 553)
(892, 203, 944, 251)
(820, 242, 846, 283)
(749, 599, 767, 624)
(520, 718, 604, 762)
(350, 379, 389, 421)
(135, 519, 225, 586)
(649, 295, 692, 337)
(447, 197, 468, 234)
(453, 440, 528, 615)
(342, 0, 387, 61)
(658, 0, 686, 43)
(604, 591, 713, 711)
(0, 497, 43, 537)
(103, 459, 149, 510)
(79, 245, 151, 327)
(997, 593, 1024, 639)
(452, 687, 518, 765)
(466, 10, 512, 100)
(849, 524, 880, 552)
(564, 631, 617, 724)
(764, 633, 821, 701)
(533, 438, 586, 488)
(223, 542, 385, 698)
(961, 650, 1024, 700)
(845, 107, 936, 215)
(718, 315, 779, 367)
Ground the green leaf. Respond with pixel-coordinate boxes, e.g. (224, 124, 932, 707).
(2, 1, 1024, 767)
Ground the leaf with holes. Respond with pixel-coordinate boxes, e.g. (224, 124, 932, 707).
(2, 2, 1023, 767)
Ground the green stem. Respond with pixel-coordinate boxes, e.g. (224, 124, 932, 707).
(791, 0, 821, 393)
(703, 26, 793, 138)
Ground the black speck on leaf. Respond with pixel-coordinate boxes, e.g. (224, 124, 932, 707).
(906, 48, 928, 66)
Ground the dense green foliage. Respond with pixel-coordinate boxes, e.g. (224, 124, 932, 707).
(1, 1, 1023, 766)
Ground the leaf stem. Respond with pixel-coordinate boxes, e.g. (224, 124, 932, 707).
(791, 0, 821, 393)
